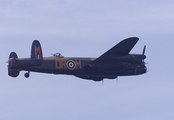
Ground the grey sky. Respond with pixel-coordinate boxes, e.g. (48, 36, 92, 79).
(1, 0, 174, 120)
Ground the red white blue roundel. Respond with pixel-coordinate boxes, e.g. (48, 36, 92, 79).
(67, 60, 76, 70)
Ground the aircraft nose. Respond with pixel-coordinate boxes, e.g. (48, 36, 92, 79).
(136, 65, 147, 75)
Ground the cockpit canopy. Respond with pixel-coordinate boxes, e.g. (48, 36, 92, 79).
(52, 53, 64, 58)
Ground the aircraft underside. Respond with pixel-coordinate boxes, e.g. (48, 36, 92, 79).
(17, 64, 146, 81)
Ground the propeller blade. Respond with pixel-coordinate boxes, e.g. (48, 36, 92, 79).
(142, 45, 146, 55)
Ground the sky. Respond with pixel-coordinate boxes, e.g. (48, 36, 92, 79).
(0, 0, 174, 120)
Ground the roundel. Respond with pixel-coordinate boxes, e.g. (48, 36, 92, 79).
(67, 60, 76, 70)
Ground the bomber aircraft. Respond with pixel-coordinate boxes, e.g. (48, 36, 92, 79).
(8, 37, 147, 81)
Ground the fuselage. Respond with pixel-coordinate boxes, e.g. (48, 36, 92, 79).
(13, 54, 146, 78)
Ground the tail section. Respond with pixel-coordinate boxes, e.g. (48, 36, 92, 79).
(8, 52, 20, 77)
(8, 40, 43, 78)
(31, 40, 43, 66)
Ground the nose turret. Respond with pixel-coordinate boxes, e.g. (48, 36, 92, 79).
(136, 63, 147, 75)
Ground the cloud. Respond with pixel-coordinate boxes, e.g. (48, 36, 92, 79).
(1, 0, 174, 38)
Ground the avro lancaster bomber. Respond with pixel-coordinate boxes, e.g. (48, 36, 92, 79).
(8, 37, 147, 81)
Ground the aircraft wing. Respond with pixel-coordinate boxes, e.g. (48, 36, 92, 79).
(93, 37, 139, 63)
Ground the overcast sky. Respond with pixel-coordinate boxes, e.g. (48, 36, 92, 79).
(1, 0, 174, 120)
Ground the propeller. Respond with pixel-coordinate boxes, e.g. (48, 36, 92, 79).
(142, 45, 146, 55)
(135, 45, 147, 75)
(141, 45, 147, 60)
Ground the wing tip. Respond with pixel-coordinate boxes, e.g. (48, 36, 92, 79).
(125, 37, 139, 41)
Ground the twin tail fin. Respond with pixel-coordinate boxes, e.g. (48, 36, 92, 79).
(31, 40, 43, 66)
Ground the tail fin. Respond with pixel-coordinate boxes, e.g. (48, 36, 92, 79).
(8, 52, 20, 77)
(31, 40, 43, 66)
